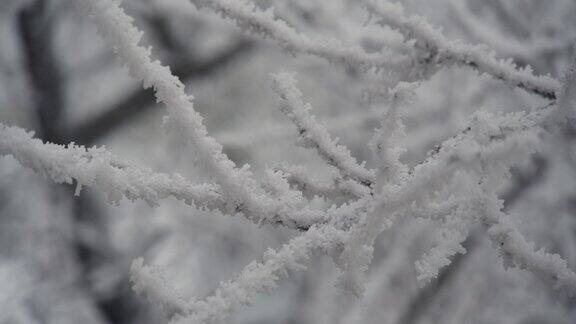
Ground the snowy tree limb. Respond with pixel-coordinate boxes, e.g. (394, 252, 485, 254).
(271, 72, 376, 188)
(275, 164, 370, 201)
(76, 0, 327, 231)
(132, 225, 348, 324)
(0, 123, 222, 210)
(364, 0, 561, 99)
(485, 197, 576, 296)
(188, 0, 410, 73)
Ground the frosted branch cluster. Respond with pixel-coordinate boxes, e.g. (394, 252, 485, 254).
(0, 0, 574, 323)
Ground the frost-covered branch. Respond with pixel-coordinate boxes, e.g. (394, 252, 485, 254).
(76, 0, 327, 230)
(0, 123, 332, 230)
(485, 197, 576, 296)
(337, 82, 412, 295)
(448, 1, 569, 67)
(186, 0, 561, 99)
(338, 108, 551, 295)
(133, 225, 347, 324)
(275, 164, 370, 201)
(364, 0, 561, 99)
(405, 110, 576, 294)
(188, 0, 410, 73)
(0, 123, 222, 209)
(131, 258, 190, 317)
(369, 82, 412, 185)
(272, 72, 376, 188)
(414, 197, 477, 283)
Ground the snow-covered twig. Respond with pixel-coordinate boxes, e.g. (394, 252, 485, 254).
(485, 197, 576, 296)
(131, 258, 190, 317)
(0, 123, 325, 229)
(337, 82, 412, 295)
(189, 0, 410, 73)
(405, 110, 576, 294)
(134, 225, 348, 324)
(369, 82, 412, 185)
(275, 164, 370, 201)
(0, 123, 222, 210)
(414, 198, 477, 283)
(337, 109, 547, 295)
(76, 0, 327, 231)
(448, 1, 569, 66)
(272, 72, 376, 188)
(364, 0, 561, 99)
